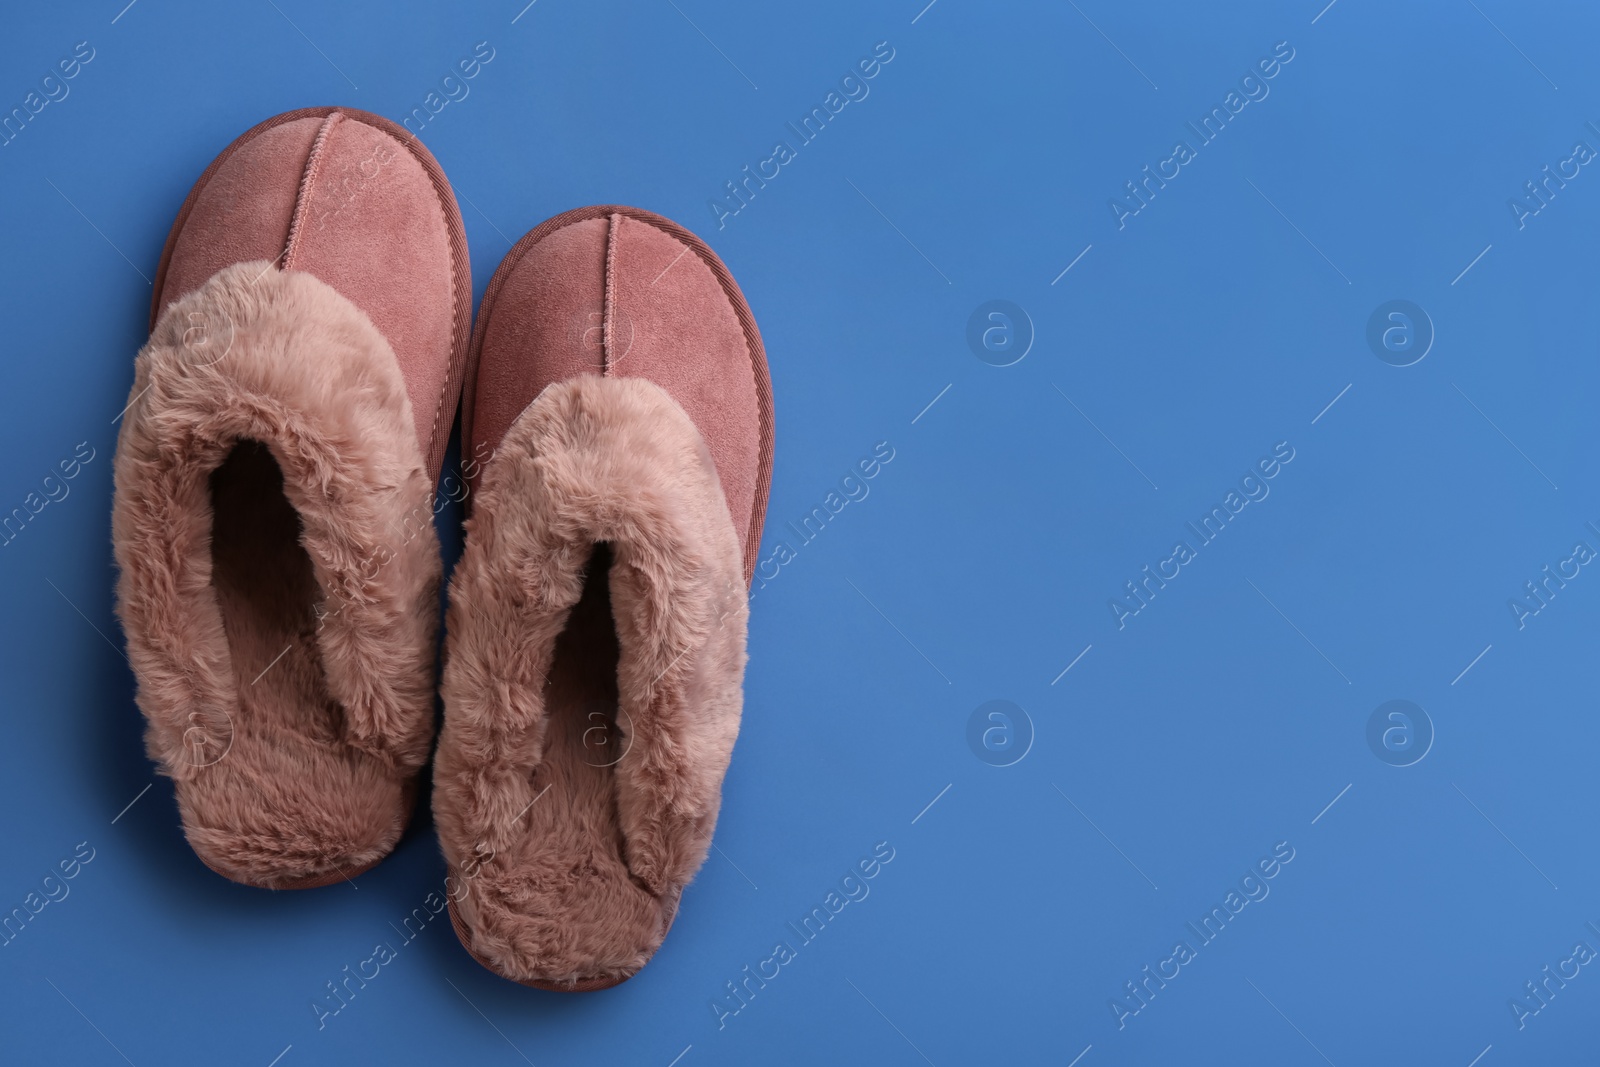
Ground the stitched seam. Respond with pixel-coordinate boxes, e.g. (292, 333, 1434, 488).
(151, 109, 324, 332)
(462, 205, 773, 559)
(152, 107, 470, 482)
(421, 178, 463, 475)
(602, 212, 621, 374)
(557, 207, 771, 580)
(282, 112, 342, 272)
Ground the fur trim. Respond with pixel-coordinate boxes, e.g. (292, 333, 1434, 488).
(112, 262, 440, 884)
(435, 375, 747, 983)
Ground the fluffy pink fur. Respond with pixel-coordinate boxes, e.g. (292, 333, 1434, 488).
(434, 375, 748, 986)
(112, 262, 441, 888)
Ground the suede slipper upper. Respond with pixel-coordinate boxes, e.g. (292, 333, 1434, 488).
(434, 206, 774, 989)
(112, 107, 471, 889)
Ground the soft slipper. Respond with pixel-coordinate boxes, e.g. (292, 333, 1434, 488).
(112, 107, 472, 889)
(434, 206, 774, 989)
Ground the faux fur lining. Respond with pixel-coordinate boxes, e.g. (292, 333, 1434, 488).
(435, 375, 747, 982)
(113, 261, 440, 795)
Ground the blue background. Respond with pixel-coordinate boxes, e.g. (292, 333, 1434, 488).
(0, 0, 1595, 1063)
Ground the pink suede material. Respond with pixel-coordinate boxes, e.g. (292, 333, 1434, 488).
(153, 108, 470, 478)
(464, 208, 771, 576)
(283, 114, 459, 470)
(157, 117, 321, 311)
(117, 107, 471, 888)
(440, 206, 772, 987)
(605, 214, 762, 566)
(466, 217, 609, 473)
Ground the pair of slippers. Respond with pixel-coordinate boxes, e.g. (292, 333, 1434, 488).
(111, 107, 774, 990)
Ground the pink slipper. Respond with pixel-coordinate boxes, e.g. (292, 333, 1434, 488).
(433, 206, 773, 989)
(112, 107, 471, 888)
